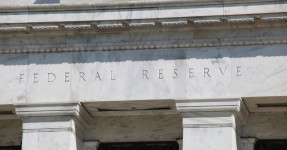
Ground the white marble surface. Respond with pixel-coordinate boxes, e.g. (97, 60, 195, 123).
(14, 103, 96, 150)
(0, 12, 28, 24)
(185, 45, 287, 99)
(180, 103, 242, 150)
(22, 117, 74, 131)
(183, 127, 237, 150)
(26, 53, 72, 103)
(22, 131, 82, 150)
(28, 10, 94, 23)
(0, 54, 28, 104)
(0, 1, 286, 150)
(182, 112, 235, 127)
(70, 50, 186, 102)
(21, 116, 84, 150)
(0, 0, 282, 7)
(0, 45, 287, 103)
(0, 1, 286, 23)
(0, 9, 285, 150)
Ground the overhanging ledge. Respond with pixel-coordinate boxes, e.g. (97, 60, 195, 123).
(243, 96, 287, 113)
(0, 0, 284, 12)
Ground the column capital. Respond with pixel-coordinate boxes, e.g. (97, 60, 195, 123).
(175, 98, 249, 125)
(15, 102, 93, 129)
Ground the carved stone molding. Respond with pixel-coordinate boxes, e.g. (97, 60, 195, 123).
(175, 98, 249, 125)
(15, 103, 93, 130)
(0, 0, 281, 12)
(0, 16, 286, 33)
(0, 36, 286, 54)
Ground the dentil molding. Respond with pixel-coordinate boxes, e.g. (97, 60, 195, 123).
(0, 36, 286, 54)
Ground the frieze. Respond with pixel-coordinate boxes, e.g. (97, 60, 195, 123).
(18, 66, 242, 83)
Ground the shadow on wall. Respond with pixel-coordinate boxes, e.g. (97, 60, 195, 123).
(34, 0, 60, 4)
(1, 44, 287, 66)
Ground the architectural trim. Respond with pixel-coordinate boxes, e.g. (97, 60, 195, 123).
(0, 36, 287, 54)
(15, 103, 93, 129)
(0, 0, 283, 12)
(0, 16, 286, 33)
(175, 98, 249, 125)
(0, 105, 19, 120)
(243, 96, 287, 113)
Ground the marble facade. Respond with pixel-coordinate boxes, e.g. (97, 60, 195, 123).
(0, 0, 286, 150)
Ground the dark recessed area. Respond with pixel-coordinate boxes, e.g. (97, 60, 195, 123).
(98, 106, 170, 112)
(0, 111, 14, 115)
(257, 103, 287, 107)
(99, 141, 178, 150)
(256, 140, 287, 150)
(34, 0, 59, 4)
(0, 146, 21, 150)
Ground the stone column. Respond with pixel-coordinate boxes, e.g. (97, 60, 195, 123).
(15, 103, 93, 150)
(177, 139, 183, 150)
(176, 98, 249, 150)
(84, 141, 100, 150)
(241, 138, 257, 150)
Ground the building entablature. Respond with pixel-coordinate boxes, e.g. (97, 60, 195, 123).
(0, 1, 286, 55)
(0, 1, 286, 150)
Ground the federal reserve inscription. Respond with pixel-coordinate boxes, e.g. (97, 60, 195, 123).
(18, 66, 242, 83)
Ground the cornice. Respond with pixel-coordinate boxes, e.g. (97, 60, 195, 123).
(0, 0, 282, 12)
(0, 15, 286, 33)
(0, 16, 286, 54)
